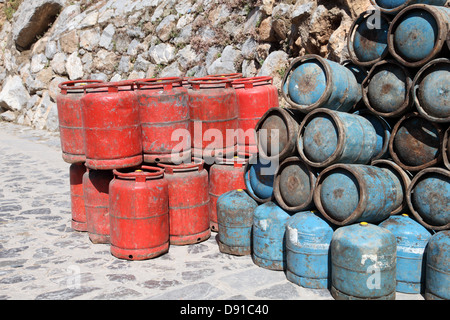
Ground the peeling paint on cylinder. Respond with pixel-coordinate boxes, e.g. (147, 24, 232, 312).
(57, 80, 103, 164)
(370, 0, 448, 15)
(80, 81, 143, 170)
(347, 10, 391, 66)
(273, 156, 317, 213)
(158, 160, 210, 245)
(217, 189, 258, 256)
(362, 60, 413, 118)
(297, 108, 378, 168)
(425, 230, 450, 300)
(83, 168, 114, 244)
(314, 164, 402, 226)
(379, 214, 433, 294)
(252, 201, 292, 271)
(286, 210, 335, 289)
(406, 167, 450, 231)
(330, 222, 397, 300)
(281, 55, 361, 113)
(389, 112, 443, 172)
(70, 162, 87, 232)
(388, 5, 450, 68)
(232, 76, 279, 155)
(109, 166, 169, 260)
(209, 155, 247, 232)
(412, 58, 450, 123)
(136, 77, 191, 164)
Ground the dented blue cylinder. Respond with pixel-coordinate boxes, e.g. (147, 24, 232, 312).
(348, 11, 391, 66)
(252, 202, 292, 270)
(331, 222, 397, 300)
(286, 211, 334, 289)
(425, 230, 450, 300)
(370, 0, 448, 15)
(413, 58, 450, 123)
(297, 108, 377, 168)
(244, 154, 277, 203)
(379, 214, 433, 294)
(281, 55, 360, 113)
(314, 164, 402, 226)
(217, 189, 258, 256)
(388, 5, 450, 68)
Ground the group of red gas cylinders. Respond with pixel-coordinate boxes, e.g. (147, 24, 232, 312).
(57, 73, 279, 260)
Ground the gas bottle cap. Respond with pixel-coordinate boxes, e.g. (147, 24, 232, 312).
(135, 170, 143, 172)
(360, 222, 368, 226)
(237, 189, 244, 192)
(402, 213, 409, 217)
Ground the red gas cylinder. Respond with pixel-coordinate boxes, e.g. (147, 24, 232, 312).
(206, 73, 243, 79)
(70, 162, 87, 232)
(83, 168, 114, 244)
(158, 160, 211, 245)
(57, 80, 103, 163)
(109, 166, 169, 260)
(188, 77, 239, 160)
(209, 154, 248, 232)
(232, 76, 279, 154)
(135, 77, 191, 164)
(80, 81, 143, 170)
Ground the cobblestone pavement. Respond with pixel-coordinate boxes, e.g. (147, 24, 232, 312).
(0, 122, 423, 301)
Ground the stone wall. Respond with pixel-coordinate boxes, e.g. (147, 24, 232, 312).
(0, 0, 371, 132)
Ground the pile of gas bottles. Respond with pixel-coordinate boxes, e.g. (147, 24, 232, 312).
(56, 1, 449, 300)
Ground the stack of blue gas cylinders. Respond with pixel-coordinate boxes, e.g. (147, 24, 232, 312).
(215, 0, 449, 300)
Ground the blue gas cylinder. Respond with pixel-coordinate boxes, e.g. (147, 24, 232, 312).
(217, 189, 258, 256)
(285, 210, 335, 289)
(252, 201, 292, 270)
(244, 154, 276, 203)
(371, 0, 448, 15)
(331, 222, 397, 300)
(379, 214, 432, 293)
(425, 230, 450, 300)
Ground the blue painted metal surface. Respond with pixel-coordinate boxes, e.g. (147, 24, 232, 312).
(413, 58, 450, 123)
(354, 109, 391, 160)
(285, 211, 334, 289)
(315, 164, 402, 226)
(216, 189, 258, 256)
(371, 0, 448, 14)
(297, 109, 377, 167)
(330, 222, 397, 300)
(244, 154, 276, 203)
(379, 214, 433, 294)
(362, 60, 412, 117)
(407, 167, 450, 231)
(252, 201, 292, 270)
(348, 11, 390, 66)
(389, 5, 450, 67)
(281, 55, 360, 113)
(425, 230, 450, 300)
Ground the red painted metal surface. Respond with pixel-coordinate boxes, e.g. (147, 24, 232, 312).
(206, 73, 243, 79)
(70, 162, 87, 232)
(158, 160, 211, 245)
(232, 76, 279, 154)
(57, 80, 103, 163)
(187, 77, 239, 159)
(83, 168, 114, 244)
(109, 166, 169, 260)
(136, 77, 191, 164)
(80, 81, 143, 170)
(209, 155, 248, 232)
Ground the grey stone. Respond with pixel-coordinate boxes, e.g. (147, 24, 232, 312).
(148, 43, 176, 65)
(159, 61, 183, 77)
(51, 52, 67, 75)
(156, 14, 177, 42)
(0, 75, 31, 112)
(65, 52, 84, 80)
(0, 111, 16, 122)
(147, 282, 225, 300)
(99, 24, 115, 50)
(241, 37, 258, 60)
(34, 287, 100, 300)
(44, 40, 58, 59)
(12, 0, 64, 51)
(291, 2, 316, 24)
(207, 45, 243, 75)
(79, 28, 101, 51)
(30, 54, 48, 74)
(133, 55, 150, 72)
(176, 45, 198, 70)
(118, 56, 131, 74)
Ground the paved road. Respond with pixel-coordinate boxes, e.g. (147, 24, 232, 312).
(0, 122, 422, 302)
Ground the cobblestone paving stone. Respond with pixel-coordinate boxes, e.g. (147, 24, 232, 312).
(0, 122, 423, 301)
